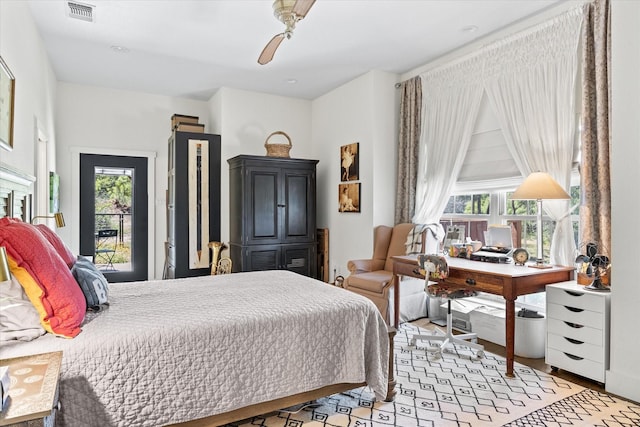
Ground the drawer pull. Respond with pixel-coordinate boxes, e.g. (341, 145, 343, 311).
(564, 321, 584, 329)
(465, 278, 476, 286)
(564, 290, 584, 297)
(564, 337, 584, 345)
(563, 352, 584, 361)
(564, 306, 584, 313)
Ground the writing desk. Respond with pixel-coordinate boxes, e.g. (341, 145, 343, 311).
(392, 255, 574, 377)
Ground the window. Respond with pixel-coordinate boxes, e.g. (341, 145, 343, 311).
(440, 185, 580, 311)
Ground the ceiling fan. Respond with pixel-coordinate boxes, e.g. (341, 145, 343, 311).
(258, 0, 316, 65)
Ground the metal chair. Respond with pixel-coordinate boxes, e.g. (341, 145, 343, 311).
(410, 254, 484, 358)
(94, 229, 118, 270)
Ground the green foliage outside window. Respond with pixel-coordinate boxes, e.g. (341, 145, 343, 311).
(94, 173, 132, 265)
(444, 193, 490, 215)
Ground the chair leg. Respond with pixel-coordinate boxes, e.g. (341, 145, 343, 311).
(410, 299, 484, 358)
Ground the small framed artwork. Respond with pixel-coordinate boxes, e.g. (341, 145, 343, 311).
(340, 142, 359, 182)
(0, 56, 15, 151)
(49, 172, 60, 214)
(339, 182, 360, 213)
(443, 225, 465, 253)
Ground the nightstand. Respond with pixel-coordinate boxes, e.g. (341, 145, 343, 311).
(0, 351, 62, 427)
(546, 281, 610, 384)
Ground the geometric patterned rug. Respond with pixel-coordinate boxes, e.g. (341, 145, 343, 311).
(229, 324, 640, 426)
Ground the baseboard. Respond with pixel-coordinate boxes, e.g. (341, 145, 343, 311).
(606, 369, 640, 403)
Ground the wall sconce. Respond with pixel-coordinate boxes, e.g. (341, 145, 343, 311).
(0, 246, 11, 282)
(510, 172, 570, 268)
(31, 212, 65, 228)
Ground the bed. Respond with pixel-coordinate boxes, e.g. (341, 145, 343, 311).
(1, 268, 393, 427)
(0, 164, 393, 426)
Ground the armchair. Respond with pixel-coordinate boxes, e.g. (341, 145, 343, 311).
(344, 223, 433, 324)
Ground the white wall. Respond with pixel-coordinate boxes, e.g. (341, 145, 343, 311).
(312, 71, 397, 280)
(606, 0, 640, 402)
(207, 87, 312, 247)
(55, 82, 211, 278)
(0, 1, 57, 204)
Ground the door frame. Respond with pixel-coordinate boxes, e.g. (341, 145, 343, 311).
(71, 147, 156, 279)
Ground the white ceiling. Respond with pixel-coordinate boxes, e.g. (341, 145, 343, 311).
(27, 0, 563, 101)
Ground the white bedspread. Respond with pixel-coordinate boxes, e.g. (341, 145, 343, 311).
(0, 270, 389, 427)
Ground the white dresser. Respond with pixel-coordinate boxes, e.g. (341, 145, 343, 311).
(546, 281, 611, 384)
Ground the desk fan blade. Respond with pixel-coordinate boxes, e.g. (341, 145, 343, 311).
(258, 33, 286, 65)
(292, 0, 316, 18)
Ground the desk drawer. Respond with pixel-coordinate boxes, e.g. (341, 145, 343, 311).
(547, 333, 604, 363)
(445, 270, 504, 294)
(547, 303, 603, 329)
(546, 348, 605, 382)
(547, 318, 603, 346)
(546, 286, 604, 312)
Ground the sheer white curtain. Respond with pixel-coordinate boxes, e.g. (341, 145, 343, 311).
(413, 57, 484, 228)
(483, 9, 583, 266)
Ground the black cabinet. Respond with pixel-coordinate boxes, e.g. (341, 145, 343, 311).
(228, 155, 318, 277)
(167, 131, 221, 278)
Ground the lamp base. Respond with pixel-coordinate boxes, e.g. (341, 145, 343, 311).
(528, 264, 553, 269)
(528, 259, 552, 269)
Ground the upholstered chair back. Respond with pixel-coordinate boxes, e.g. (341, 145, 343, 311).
(383, 223, 418, 271)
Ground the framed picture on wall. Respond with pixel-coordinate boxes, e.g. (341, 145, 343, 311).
(0, 56, 15, 151)
(340, 142, 359, 182)
(338, 182, 360, 213)
(49, 172, 60, 214)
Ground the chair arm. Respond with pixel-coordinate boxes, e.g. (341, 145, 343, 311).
(347, 259, 385, 274)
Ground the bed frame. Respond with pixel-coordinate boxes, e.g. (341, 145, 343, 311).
(172, 328, 397, 427)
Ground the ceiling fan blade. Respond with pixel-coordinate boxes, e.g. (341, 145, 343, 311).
(292, 0, 315, 18)
(258, 33, 286, 65)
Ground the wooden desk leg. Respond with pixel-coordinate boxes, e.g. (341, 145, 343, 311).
(393, 274, 400, 328)
(505, 298, 516, 377)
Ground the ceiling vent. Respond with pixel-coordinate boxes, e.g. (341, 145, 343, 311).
(67, 1, 94, 22)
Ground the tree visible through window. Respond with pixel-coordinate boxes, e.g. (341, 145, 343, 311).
(94, 168, 132, 270)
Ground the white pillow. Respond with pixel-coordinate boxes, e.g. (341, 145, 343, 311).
(0, 276, 45, 342)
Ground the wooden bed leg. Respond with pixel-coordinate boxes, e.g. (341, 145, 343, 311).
(385, 327, 397, 402)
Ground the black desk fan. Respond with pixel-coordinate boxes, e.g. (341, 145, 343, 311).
(575, 242, 611, 292)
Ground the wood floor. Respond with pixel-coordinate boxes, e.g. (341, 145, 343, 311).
(410, 317, 606, 393)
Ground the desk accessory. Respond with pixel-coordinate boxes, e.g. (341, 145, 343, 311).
(512, 248, 529, 266)
(576, 242, 610, 291)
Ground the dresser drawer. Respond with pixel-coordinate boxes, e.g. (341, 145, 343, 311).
(547, 333, 605, 363)
(547, 302, 603, 328)
(546, 286, 604, 312)
(546, 348, 605, 382)
(547, 318, 604, 346)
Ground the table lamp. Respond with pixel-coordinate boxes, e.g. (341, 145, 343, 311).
(0, 246, 10, 282)
(510, 172, 570, 268)
(31, 212, 65, 228)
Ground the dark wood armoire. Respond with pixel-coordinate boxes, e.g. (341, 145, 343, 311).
(228, 155, 318, 278)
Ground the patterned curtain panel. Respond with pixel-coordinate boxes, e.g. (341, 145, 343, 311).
(580, 0, 611, 255)
(394, 76, 422, 224)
